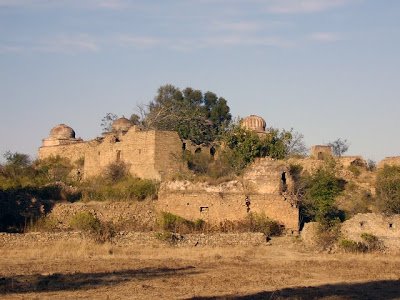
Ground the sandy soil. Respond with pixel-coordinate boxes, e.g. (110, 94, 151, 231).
(1, 235, 400, 299)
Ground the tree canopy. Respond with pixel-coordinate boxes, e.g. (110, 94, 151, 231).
(142, 84, 232, 145)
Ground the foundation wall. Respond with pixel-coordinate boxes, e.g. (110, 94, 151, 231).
(157, 189, 299, 231)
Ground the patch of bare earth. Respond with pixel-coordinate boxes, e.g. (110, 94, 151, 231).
(1, 235, 400, 299)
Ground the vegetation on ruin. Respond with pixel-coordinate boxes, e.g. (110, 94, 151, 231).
(157, 211, 282, 236)
(69, 211, 115, 243)
(299, 163, 346, 224)
(376, 165, 400, 214)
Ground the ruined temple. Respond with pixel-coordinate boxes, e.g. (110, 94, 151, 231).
(39, 118, 184, 181)
(38, 115, 302, 232)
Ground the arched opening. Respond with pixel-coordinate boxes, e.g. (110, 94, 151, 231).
(182, 142, 186, 150)
(195, 148, 202, 154)
(317, 152, 324, 160)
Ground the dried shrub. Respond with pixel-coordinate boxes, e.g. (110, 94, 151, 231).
(27, 216, 59, 232)
(158, 212, 204, 233)
(69, 211, 115, 243)
(361, 233, 383, 251)
(104, 161, 128, 183)
(340, 239, 368, 253)
(315, 220, 341, 251)
(81, 176, 158, 201)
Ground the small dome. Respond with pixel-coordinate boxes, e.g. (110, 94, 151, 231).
(241, 115, 266, 133)
(49, 124, 76, 139)
(112, 117, 132, 132)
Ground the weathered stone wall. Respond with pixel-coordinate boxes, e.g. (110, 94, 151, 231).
(0, 231, 267, 248)
(378, 156, 400, 169)
(154, 131, 186, 180)
(310, 145, 332, 160)
(84, 131, 159, 179)
(157, 179, 299, 232)
(38, 142, 87, 164)
(39, 128, 184, 181)
(47, 201, 157, 230)
(243, 157, 293, 194)
(341, 213, 400, 251)
(339, 156, 367, 168)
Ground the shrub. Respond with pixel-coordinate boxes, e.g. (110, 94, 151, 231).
(158, 212, 197, 233)
(376, 165, 400, 214)
(28, 216, 59, 232)
(104, 161, 129, 182)
(300, 167, 345, 224)
(340, 239, 368, 253)
(246, 213, 283, 236)
(361, 233, 383, 251)
(69, 211, 102, 232)
(348, 165, 361, 177)
(315, 220, 341, 251)
(81, 176, 158, 201)
(69, 211, 115, 243)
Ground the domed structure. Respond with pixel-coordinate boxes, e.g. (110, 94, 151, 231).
(112, 117, 132, 132)
(49, 124, 76, 139)
(241, 115, 266, 133)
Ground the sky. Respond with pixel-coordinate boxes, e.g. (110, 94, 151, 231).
(0, 0, 399, 162)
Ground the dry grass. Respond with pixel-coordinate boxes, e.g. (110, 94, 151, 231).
(1, 235, 400, 299)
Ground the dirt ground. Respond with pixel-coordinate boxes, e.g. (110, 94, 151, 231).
(1, 235, 400, 300)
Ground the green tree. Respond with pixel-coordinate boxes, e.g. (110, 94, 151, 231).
(376, 165, 400, 214)
(142, 84, 232, 145)
(300, 167, 345, 223)
(2, 151, 32, 179)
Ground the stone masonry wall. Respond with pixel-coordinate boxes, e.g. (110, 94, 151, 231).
(38, 142, 87, 164)
(378, 156, 400, 169)
(84, 131, 159, 179)
(157, 180, 299, 232)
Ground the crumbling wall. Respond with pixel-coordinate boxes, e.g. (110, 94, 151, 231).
(341, 213, 400, 251)
(84, 130, 159, 179)
(39, 128, 185, 181)
(38, 142, 87, 164)
(378, 156, 400, 169)
(310, 145, 332, 160)
(243, 157, 293, 194)
(157, 180, 299, 232)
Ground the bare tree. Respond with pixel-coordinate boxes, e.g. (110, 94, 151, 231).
(328, 138, 349, 157)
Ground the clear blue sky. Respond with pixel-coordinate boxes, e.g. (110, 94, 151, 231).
(1, 0, 399, 162)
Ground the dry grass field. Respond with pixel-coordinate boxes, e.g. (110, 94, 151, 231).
(1, 235, 400, 299)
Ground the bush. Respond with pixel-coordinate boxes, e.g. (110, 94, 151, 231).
(28, 216, 59, 232)
(361, 233, 383, 251)
(348, 165, 361, 177)
(69, 211, 102, 232)
(376, 165, 400, 214)
(315, 220, 341, 251)
(340, 239, 368, 253)
(104, 161, 128, 182)
(69, 211, 115, 243)
(158, 212, 201, 233)
(246, 213, 283, 236)
(81, 175, 158, 201)
(300, 167, 345, 224)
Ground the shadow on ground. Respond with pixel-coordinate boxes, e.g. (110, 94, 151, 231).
(191, 280, 400, 300)
(0, 266, 197, 294)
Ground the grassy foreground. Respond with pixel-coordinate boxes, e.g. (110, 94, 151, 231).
(1, 235, 400, 299)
